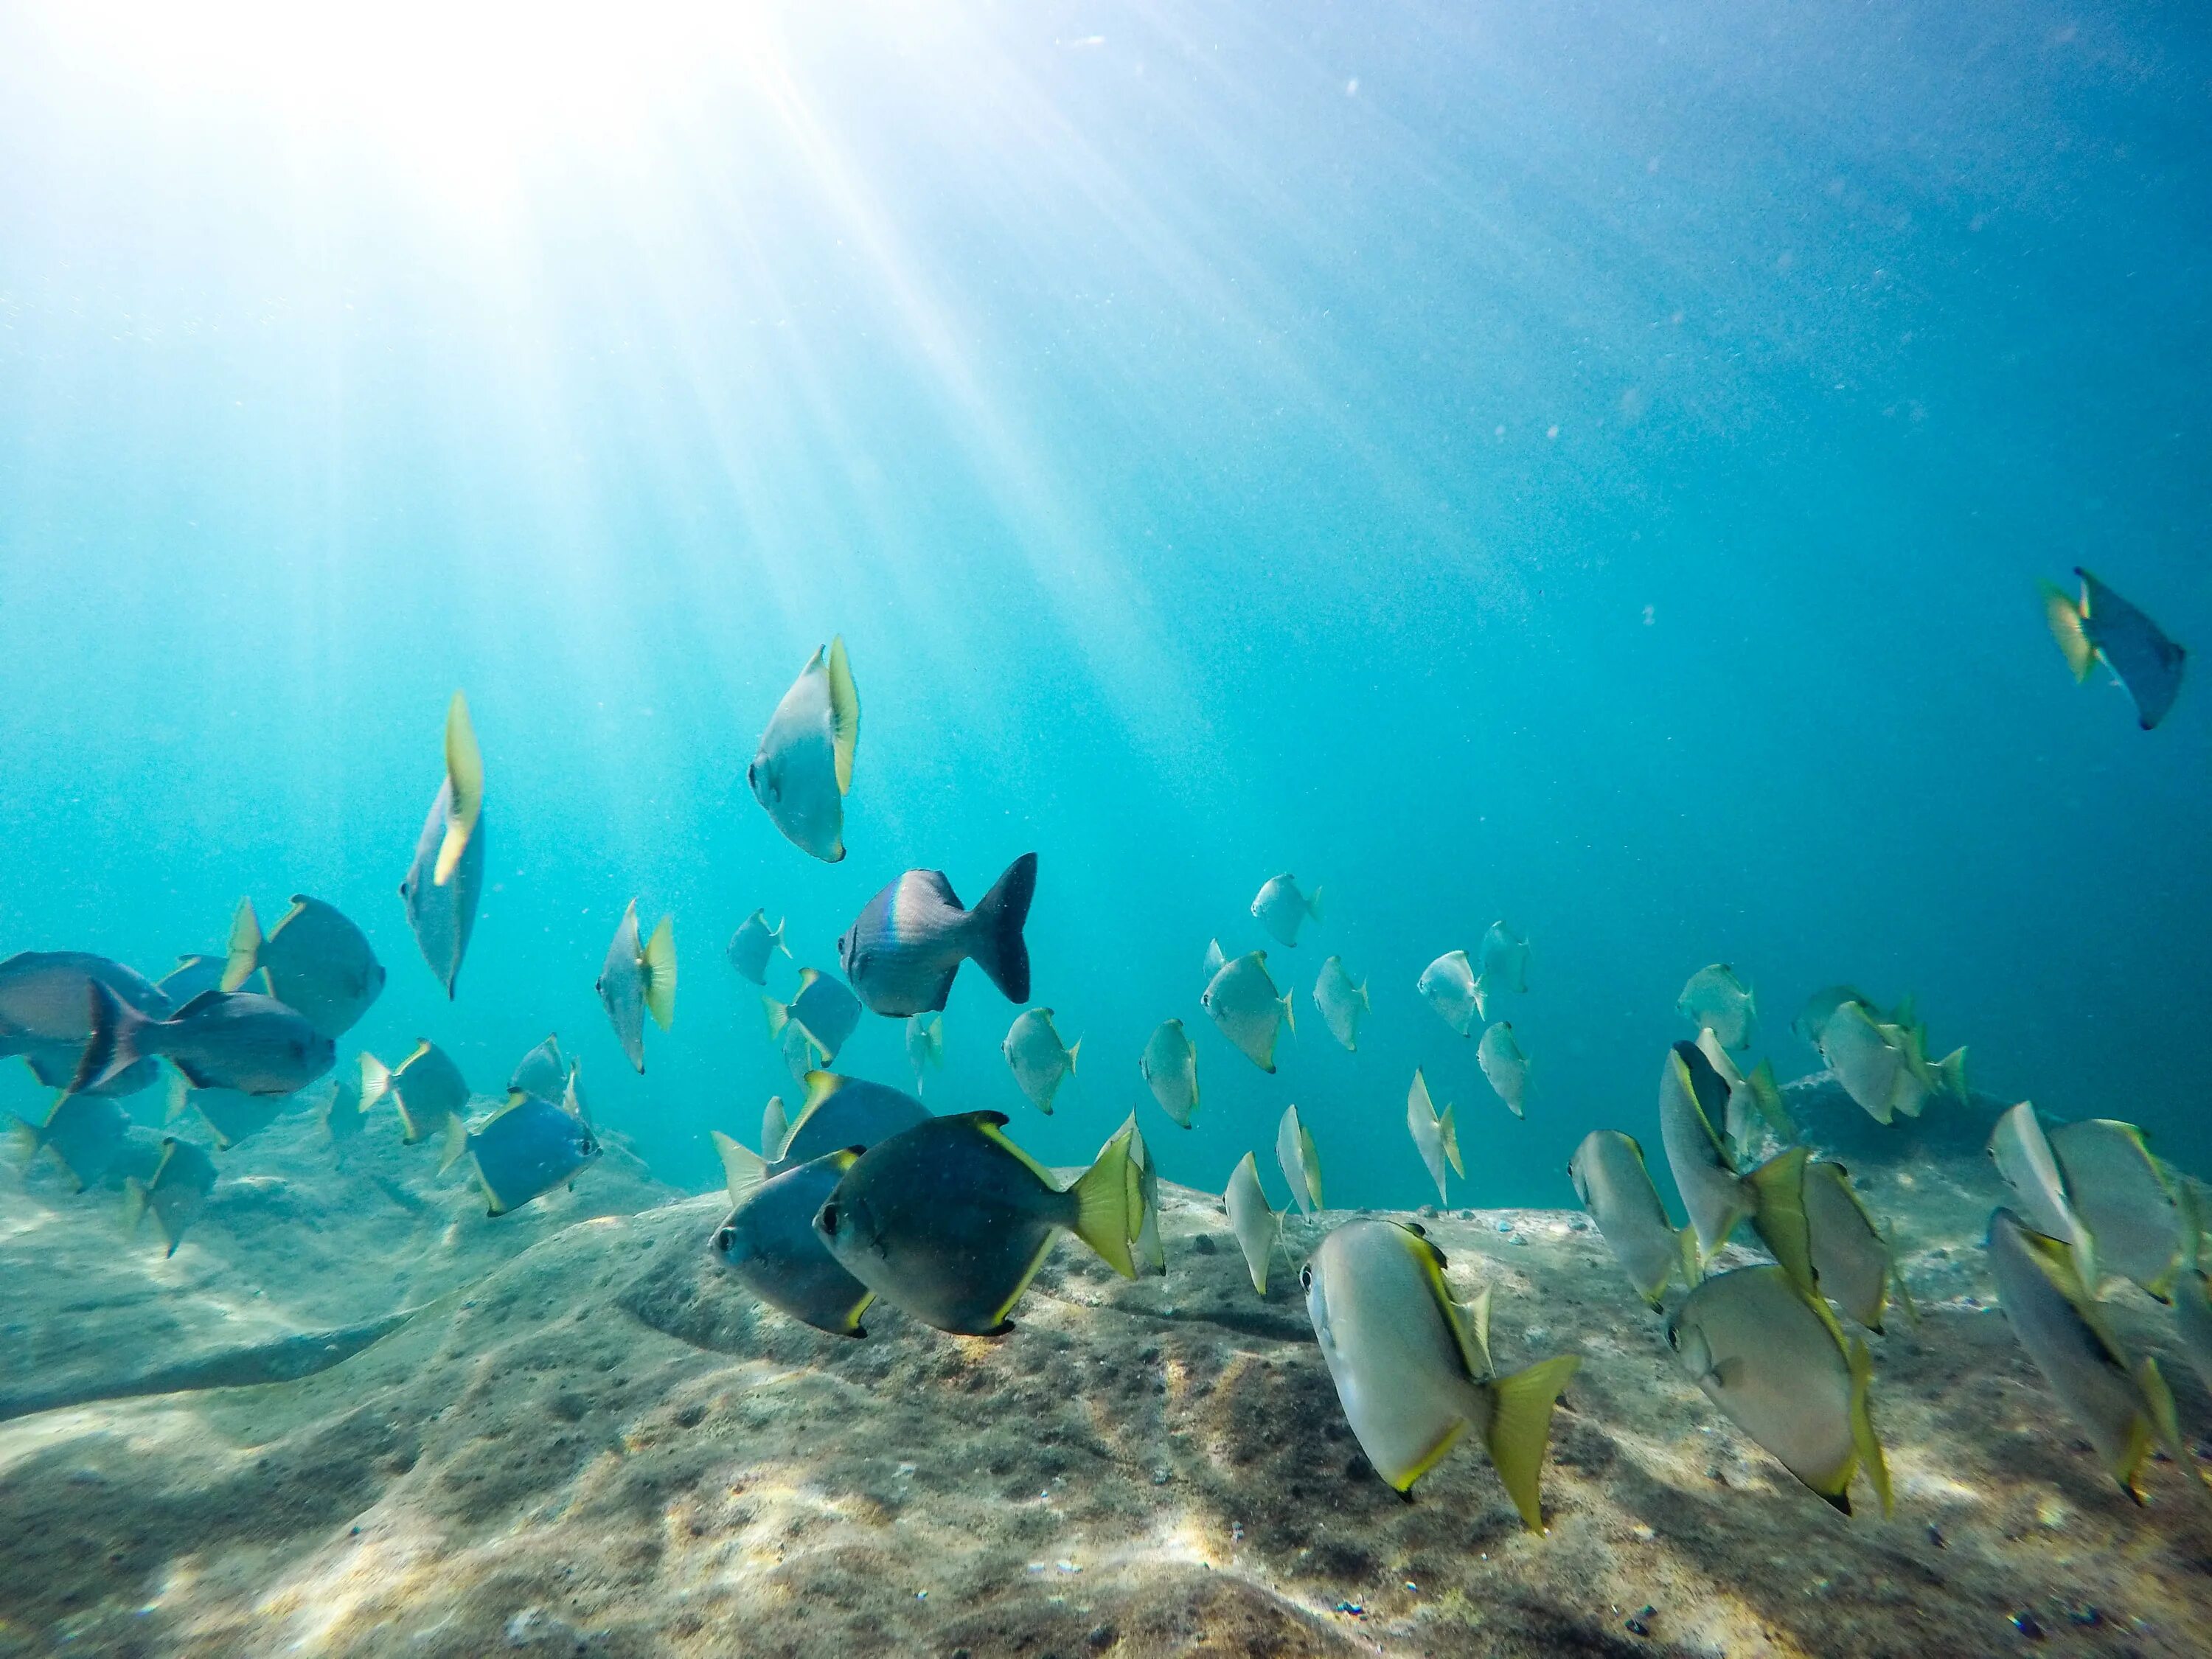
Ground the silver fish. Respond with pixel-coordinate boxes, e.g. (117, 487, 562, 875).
(441, 1077, 600, 1217)
(1478, 1020, 1530, 1118)
(1139, 1018, 1200, 1127)
(750, 637, 860, 861)
(1569, 1129, 1694, 1308)
(1417, 948, 1484, 1037)
(725, 910, 789, 986)
(1201, 950, 1293, 1073)
(1004, 1006, 1079, 1114)
(1251, 873, 1322, 947)
(1677, 964, 1755, 1051)
(1224, 1150, 1283, 1295)
(765, 969, 862, 1067)
(122, 1136, 217, 1257)
(905, 1012, 945, 1095)
(1276, 1102, 1324, 1215)
(1408, 1070, 1464, 1206)
(597, 900, 676, 1074)
(1478, 922, 1530, 995)
(1313, 956, 1368, 1053)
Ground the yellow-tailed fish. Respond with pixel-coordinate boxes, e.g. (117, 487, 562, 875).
(1139, 1018, 1200, 1127)
(10, 1091, 131, 1192)
(1252, 872, 1323, 947)
(2049, 1119, 2185, 1300)
(749, 637, 860, 861)
(1656, 1041, 1815, 1293)
(507, 1033, 568, 1103)
(709, 1141, 873, 1338)
(1313, 956, 1369, 1053)
(1989, 1102, 2098, 1293)
(221, 894, 385, 1040)
(1407, 1068, 1464, 1206)
(1697, 1027, 1794, 1155)
(1417, 948, 1484, 1036)
(360, 1040, 470, 1145)
(1478, 1020, 1530, 1119)
(1225, 1150, 1283, 1294)
(725, 909, 788, 987)
(763, 969, 861, 1067)
(1803, 1160, 1916, 1333)
(440, 1074, 600, 1218)
(1201, 949, 1293, 1073)
(1118, 1113, 1166, 1276)
(120, 1135, 217, 1257)
(2042, 566, 2188, 730)
(1276, 1102, 1324, 1215)
(400, 692, 484, 997)
(1569, 1129, 1697, 1308)
(596, 900, 675, 1074)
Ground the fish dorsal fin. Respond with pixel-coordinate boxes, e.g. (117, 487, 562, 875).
(173, 989, 229, 1019)
(642, 914, 677, 1032)
(826, 636, 860, 795)
(220, 897, 262, 992)
(969, 1113, 1057, 1188)
(1399, 1225, 1489, 1381)
(434, 691, 484, 886)
(396, 1039, 436, 1079)
(712, 1130, 768, 1211)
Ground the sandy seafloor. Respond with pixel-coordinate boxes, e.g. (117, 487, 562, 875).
(4, 1077, 2211, 1659)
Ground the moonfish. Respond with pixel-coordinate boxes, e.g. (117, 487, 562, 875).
(1985, 1208, 2190, 1503)
(750, 637, 860, 861)
(77, 985, 332, 1098)
(2042, 567, 2188, 730)
(361, 1040, 471, 1145)
(761, 1096, 790, 1159)
(1989, 1102, 2098, 1293)
(1139, 1018, 1200, 1127)
(1276, 1103, 1324, 1215)
(597, 900, 678, 1074)
(1304, 1217, 1579, 1524)
(10, 1092, 131, 1192)
(1312, 956, 1368, 1053)
(0, 951, 167, 1098)
(813, 1111, 1139, 1335)
(507, 1034, 568, 1103)
(837, 855, 1037, 1016)
(765, 970, 862, 1067)
(905, 1012, 945, 1094)
(1696, 1028, 1793, 1155)
(1677, 964, 1756, 1051)
(1568, 1130, 1694, 1307)
(441, 1084, 600, 1217)
(771, 1071, 931, 1170)
(1478, 922, 1530, 995)
(1792, 984, 1868, 1052)
(1251, 873, 1322, 947)
(221, 895, 385, 1040)
(1119, 1113, 1166, 1277)
(1201, 950, 1293, 1073)
(1818, 999, 1924, 1125)
(1407, 1069, 1464, 1206)
(1225, 1152, 1284, 1294)
(709, 1148, 873, 1336)
(1803, 1161, 1916, 1333)
(122, 1136, 217, 1256)
(1667, 1266, 1891, 1515)
(1657, 1040, 1815, 1292)
(726, 910, 789, 987)
(1478, 1021, 1530, 1118)
(400, 692, 485, 998)
(1003, 1006, 1079, 1114)
(1417, 949, 1484, 1037)
(167, 1071, 287, 1150)
(2049, 1119, 2186, 1299)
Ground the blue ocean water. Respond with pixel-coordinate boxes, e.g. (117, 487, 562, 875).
(2, 0, 2207, 1220)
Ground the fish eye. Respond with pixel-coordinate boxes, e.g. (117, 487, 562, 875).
(1298, 1265, 1312, 1290)
(746, 762, 757, 790)
(1665, 1326, 1680, 1350)
(580, 1136, 598, 1156)
(818, 1201, 839, 1235)
(713, 1225, 735, 1252)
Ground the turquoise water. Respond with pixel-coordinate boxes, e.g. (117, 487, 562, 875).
(3, 0, 2207, 1214)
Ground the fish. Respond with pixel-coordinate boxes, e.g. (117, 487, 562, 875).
(10, 1091, 131, 1192)
(1407, 1069, 1464, 1206)
(2049, 1119, 2187, 1300)
(1666, 1265, 1892, 1515)
(1276, 1103, 1324, 1215)
(0, 951, 168, 1099)
(1120, 1113, 1166, 1277)
(1201, 950, 1294, 1073)
(1569, 1130, 1697, 1308)
(154, 954, 226, 1006)
(400, 692, 486, 998)
(772, 1071, 931, 1169)
(324, 1068, 362, 1143)
(2174, 1189, 2212, 1394)
(596, 900, 676, 1074)
(1251, 873, 1322, 947)
(1003, 1006, 1080, 1114)
(750, 636, 860, 861)
(764, 969, 862, 1067)
(1989, 1102, 2098, 1293)
(1201, 938, 1227, 981)
(361, 1040, 471, 1145)
(75, 984, 333, 1098)
(1695, 1029, 1793, 1157)
(813, 1110, 1140, 1335)
(905, 1012, 945, 1094)
(1304, 1217, 1579, 1524)
(1478, 922, 1530, 995)
(440, 1076, 600, 1217)
(777, 1020, 828, 1083)
(1417, 949, 1484, 1037)
(507, 1034, 569, 1103)
(1225, 1152, 1284, 1294)
(1817, 996, 1965, 1125)
(1804, 1161, 1916, 1333)
(761, 1095, 790, 1158)
(1138, 1018, 1200, 1127)
(709, 1146, 874, 1336)
(167, 1071, 288, 1150)
(837, 855, 1037, 1016)
(725, 910, 789, 987)
(122, 1136, 217, 1256)
(1656, 1040, 1816, 1293)
(1478, 1021, 1530, 1119)
(1985, 1208, 2191, 1503)
(2042, 567, 2188, 731)
(1313, 956, 1368, 1052)
(1677, 964, 1756, 1051)
(221, 895, 386, 1040)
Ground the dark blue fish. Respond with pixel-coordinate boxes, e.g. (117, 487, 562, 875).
(2045, 568, 2188, 730)
(223, 895, 386, 1039)
(764, 970, 862, 1065)
(10, 1092, 131, 1192)
(75, 984, 333, 1098)
(124, 1137, 218, 1256)
(709, 1150, 874, 1337)
(771, 1070, 930, 1169)
(1, 951, 168, 1098)
(441, 1088, 599, 1217)
(836, 854, 1037, 1018)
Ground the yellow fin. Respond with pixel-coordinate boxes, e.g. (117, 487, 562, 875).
(437, 1112, 470, 1177)
(1065, 1035, 1082, 1076)
(1280, 989, 1295, 1037)
(762, 995, 790, 1039)
(1068, 1123, 1138, 1279)
(1746, 1146, 1818, 1298)
(220, 897, 262, 992)
(1848, 1335, 1893, 1516)
(1745, 1059, 1795, 1139)
(434, 690, 483, 887)
(826, 636, 860, 796)
(713, 1129, 767, 1211)
(1482, 1354, 1581, 1532)
(1441, 1102, 1464, 1178)
(358, 1052, 392, 1115)
(642, 914, 677, 1031)
(2042, 580, 2097, 682)
(1464, 1285, 1495, 1377)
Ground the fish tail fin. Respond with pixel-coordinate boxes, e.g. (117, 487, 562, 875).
(1307, 884, 1324, 922)
(1068, 1124, 1141, 1280)
(9, 1115, 41, 1161)
(1935, 1046, 1969, 1104)
(967, 852, 1037, 1003)
(1357, 979, 1371, 1012)
(434, 689, 484, 886)
(71, 981, 154, 1095)
(220, 897, 262, 992)
(1440, 1102, 1465, 1178)
(641, 914, 678, 1032)
(771, 917, 790, 957)
(121, 1175, 150, 1238)
(2042, 580, 2097, 682)
(1745, 1060, 1795, 1140)
(164, 1070, 190, 1124)
(826, 635, 860, 794)
(1065, 1037, 1081, 1077)
(1281, 990, 1296, 1037)
(1481, 1354, 1580, 1533)
(712, 1129, 768, 1211)
(1847, 1335, 1893, 1516)
(358, 1052, 393, 1116)
(762, 995, 790, 1038)
(437, 1111, 470, 1176)
(1745, 1146, 1818, 1298)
